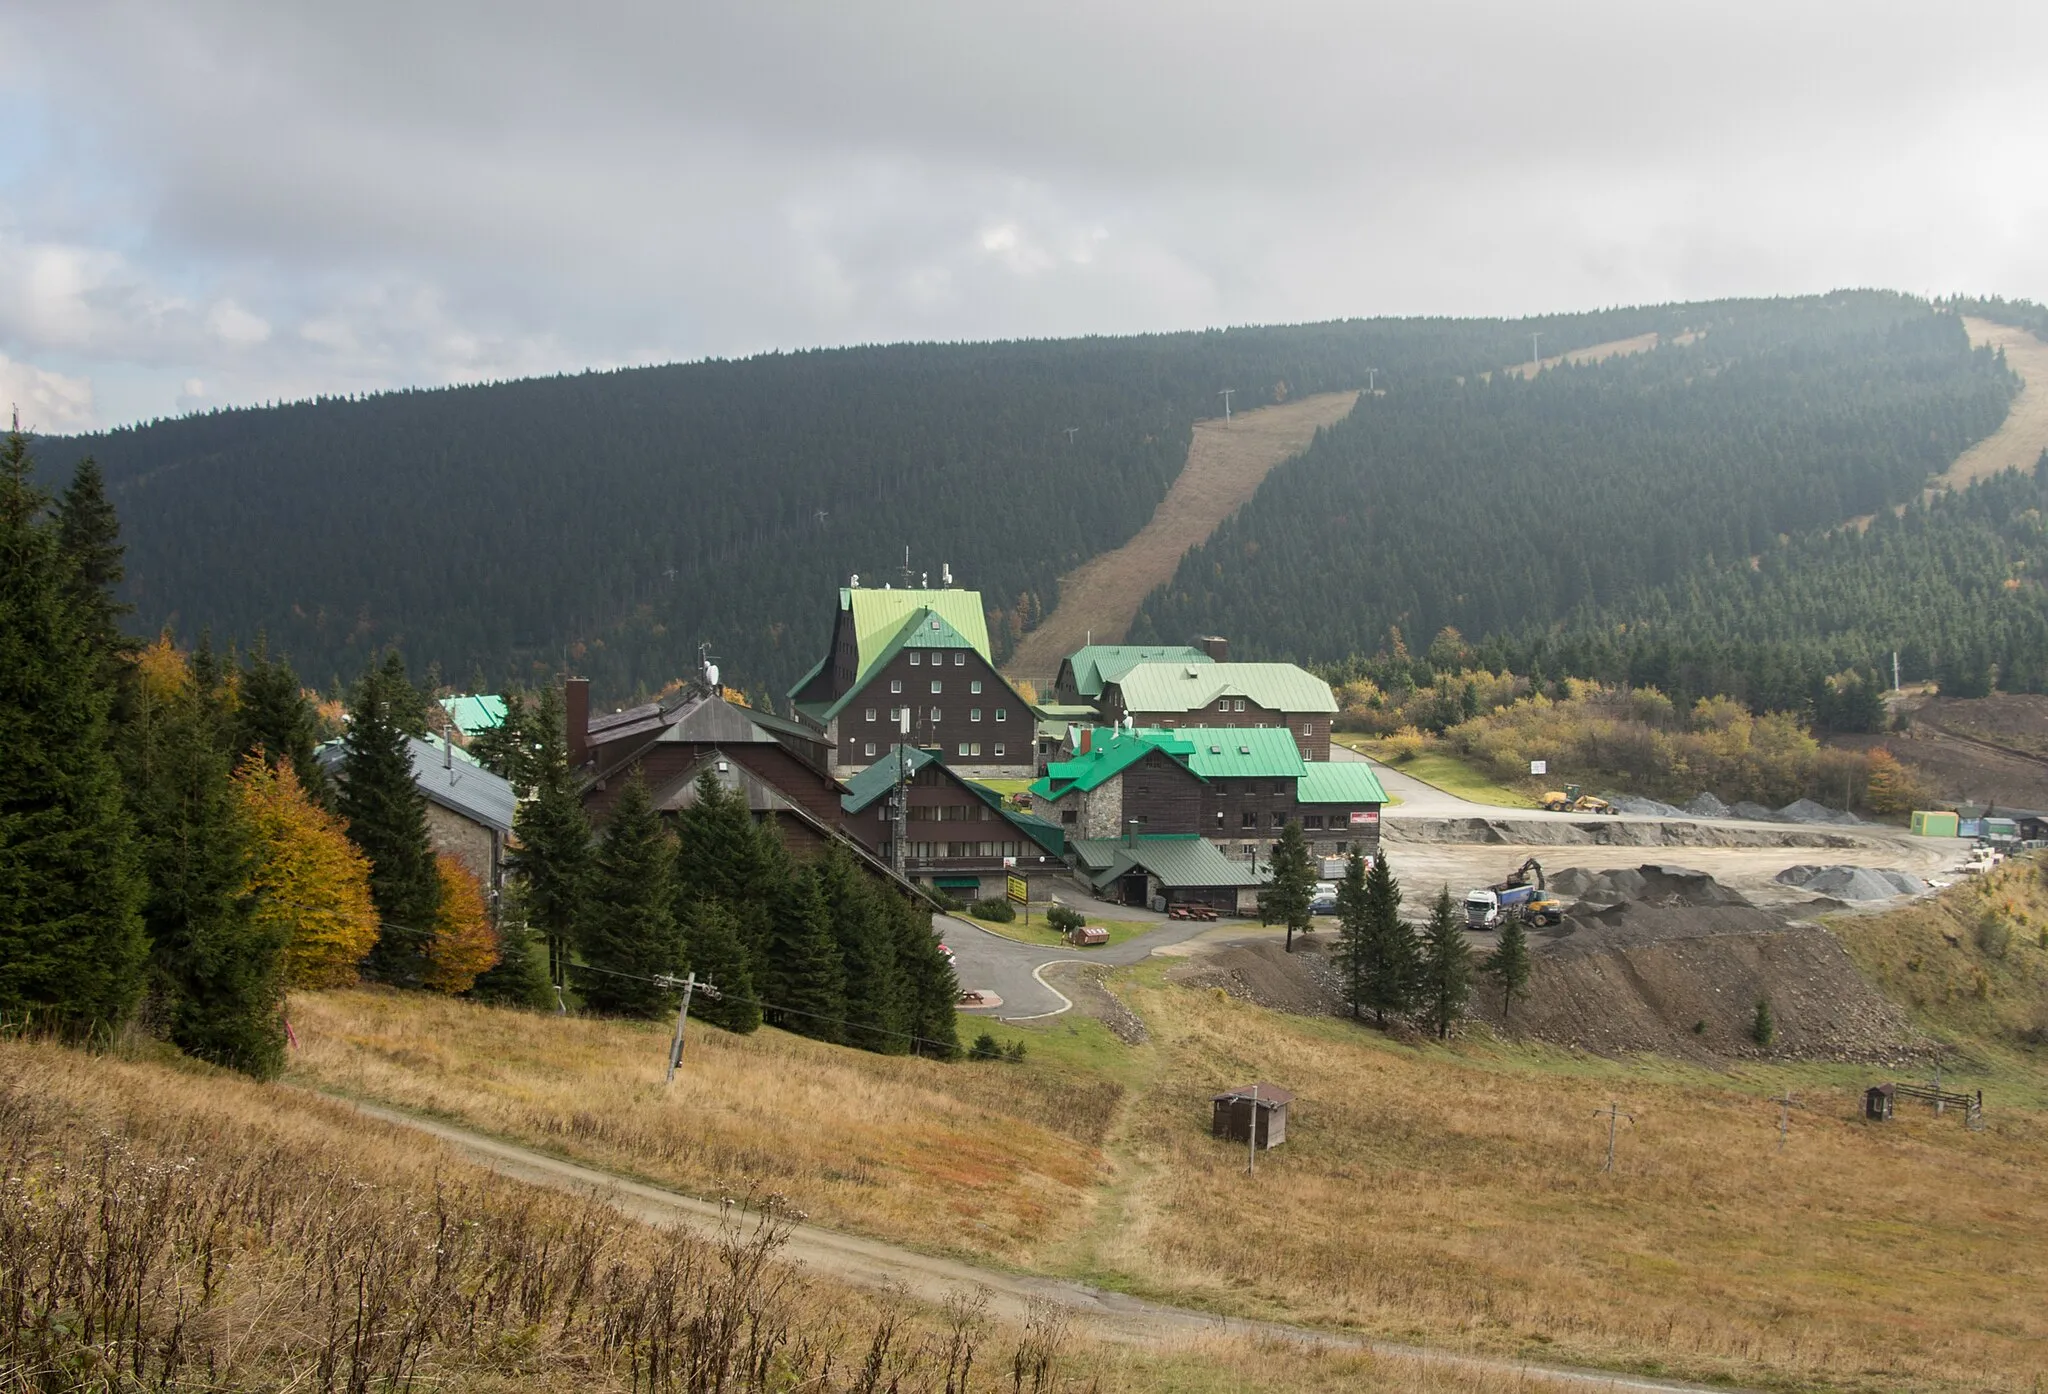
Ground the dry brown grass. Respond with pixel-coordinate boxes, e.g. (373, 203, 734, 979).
(288, 989, 1117, 1264)
(0, 1035, 1603, 1394)
(1099, 970, 2048, 1392)
(1004, 392, 1359, 687)
(1939, 318, 2048, 492)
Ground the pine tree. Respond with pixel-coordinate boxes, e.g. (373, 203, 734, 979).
(681, 898, 761, 1033)
(0, 429, 148, 1038)
(508, 684, 590, 991)
(337, 653, 441, 986)
(1332, 849, 1371, 1019)
(766, 861, 848, 1042)
(1485, 917, 1532, 1027)
(816, 847, 897, 1050)
(1259, 819, 1316, 952)
(54, 457, 135, 680)
(1418, 885, 1473, 1041)
(234, 640, 330, 805)
(468, 689, 529, 789)
(675, 769, 779, 965)
(576, 776, 682, 1018)
(466, 879, 558, 1009)
(124, 639, 285, 1078)
(1359, 851, 1418, 1028)
(888, 890, 960, 1058)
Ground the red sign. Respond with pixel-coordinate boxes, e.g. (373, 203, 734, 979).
(1351, 810, 1377, 825)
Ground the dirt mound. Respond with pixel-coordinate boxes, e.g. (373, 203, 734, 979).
(1729, 800, 1781, 822)
(1570, 863, 1752, 909)
(1777, 798, 1862, 826)
(1774, 864, 1928, 901)
(1387, 817, 1868, 850)
(1477, 912, 1920, 1062)
(1685, 792, 1732, 819)
(1165, 935, 1340, 1017)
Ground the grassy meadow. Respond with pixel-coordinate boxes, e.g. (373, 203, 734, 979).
(281, 864, 2048, 1394)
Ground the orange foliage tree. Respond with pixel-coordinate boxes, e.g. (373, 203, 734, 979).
(1863, 746, 1929, 816)
(234, 754, 379, 989)
(425, 854, 497, 994)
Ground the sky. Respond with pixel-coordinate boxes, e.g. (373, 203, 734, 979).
(4, 1, 2047, 431)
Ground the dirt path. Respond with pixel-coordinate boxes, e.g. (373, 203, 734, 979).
(331, 1093, 1747, 1393)
(1004, 390, 1360, 688)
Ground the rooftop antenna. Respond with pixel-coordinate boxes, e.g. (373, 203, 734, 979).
(1064, 426, 1079, 445)
(698, 641, 719, 691)
(941, 562, 953, 587)
(814, 509, 828, 526)
(901, 545, 914, 590)
(1218, 388, 1235, 424)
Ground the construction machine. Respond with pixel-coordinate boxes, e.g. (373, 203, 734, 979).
(1541, 782, 1619, 815)
(1464, 856, 1565, 929)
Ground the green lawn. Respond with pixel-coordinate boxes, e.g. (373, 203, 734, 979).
(960, 913, 1155, 950)
(1334, 735, 1535, 808)
(972, 776, 1035, 800)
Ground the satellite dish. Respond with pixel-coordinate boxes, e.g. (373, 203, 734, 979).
(706, 662, 720, 688)
(850, 573, 860, 587)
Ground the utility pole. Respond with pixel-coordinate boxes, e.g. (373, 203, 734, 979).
(1246, 1083, 1259, 1174)
(1594, 1101, 1633, 1172)
(1365, 368, 1378, 392)
(891, 708, 911, 876)
(1530, 331, 1543, 369)
(664, 972, 698, 1084)
(1893, 650, 1901, 694)
(1772, 1089, 1802, 1152)
(1065, 426, 1079, 445)
(1218, 388, 1235, 424)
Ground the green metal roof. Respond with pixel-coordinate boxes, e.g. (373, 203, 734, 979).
(1030, 729, 1195, 800)
(846, 588, 992, 669)
(1111, 662, 1337, 716)
(438, 694, 506, 735)
(1062, 645, 1212, 699)
(1296, 761, 1388, 804)
(1153, 727, 1306, 779)
(964, 779, 1066, 856)
(799, 601, 1009, 724)
(1085, 834, 1270, 891)
(840, 745, 940, 813)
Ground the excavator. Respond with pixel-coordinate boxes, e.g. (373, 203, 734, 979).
(1464, 857, 1566, 929)
(1541, 782, 1619, 815)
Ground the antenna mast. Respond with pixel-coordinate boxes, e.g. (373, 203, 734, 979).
(1218, 388, 1235, 424)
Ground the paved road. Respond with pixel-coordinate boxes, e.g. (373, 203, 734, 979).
(331, 1093, 1755, 1394)
(941, 909, 1214, 1019)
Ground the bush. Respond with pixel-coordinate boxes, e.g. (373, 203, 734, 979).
(1751, 996, 1776, 1047)
(970, 896, 1016, 923)
(968, 1031, 1002, 1060)
(1045, 904, 1084, 936)
(1004, 1039, 1027, 1062)
(1976, 913, 2012, 959)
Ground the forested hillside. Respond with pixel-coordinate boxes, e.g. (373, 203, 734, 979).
(50, 311, 1685, 702)
(1134, 292, 2020, 701)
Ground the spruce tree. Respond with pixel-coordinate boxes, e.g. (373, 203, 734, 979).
(508, 684, 590, 991)
(54, 458, 136, 680)
(576, 776, 682, 1018)
(337, 653, 440, 985)
(0, 430, 147, 1037)
(234, 639, 330, 805)
(466, 881, 557, 1009)
(124, 642, 285, 1077)
(1485, 917, 1533, 1027)
(1333, 848, 1371, 1019)
(1418, 885, 1473, 1041)
(674, 769, 779, 966)
(816, 847, 898, 1050)
(888, 890, 961, 1058)
(1259, 819, 1316, 952)
(681, 897, 761, 1033)
(1359, 850, 1418, 1028)
(468, 689, 529, 789)
(764, 862, 847, 1042)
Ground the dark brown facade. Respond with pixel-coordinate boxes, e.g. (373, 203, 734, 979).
(1100, 689, 1333, 762)
(1034, 758, 1379, 863)
(823, 646, 1033, 777)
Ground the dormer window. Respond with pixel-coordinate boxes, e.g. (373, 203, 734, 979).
(954, 652, 965, 666)
(909, 653, 921, 666)
(890, 680, 902, 694)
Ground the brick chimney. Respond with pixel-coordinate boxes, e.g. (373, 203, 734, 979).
(1193, 635, 1230, 663)
(565, 677, 591, 771)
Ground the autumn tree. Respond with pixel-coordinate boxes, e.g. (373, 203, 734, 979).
(0, 430, 147, 1037)
(1863, 747, 1928, 817)
(425, 853, 498, 994)
(234, 754, 377, 989)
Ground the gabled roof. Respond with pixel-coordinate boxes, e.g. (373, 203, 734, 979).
(848, 587, 992, 668)
(1162, 727, 1306, 779)
(797, 603, 1013, 725)
(1111, 662, 1338, 716)
(439, 694, 506, 735)
(319, 736, 515, 835)
(1082, 833, 1269, 891)
(1060, 645, 1213, 699)
(1030, 728, 1196, 800)
(647, 748, 808, 818)
(589, 686, 828, 758)
(1296, 761, 1389, 804)
(842, 746, 1065, 855)
(963, 779, 1066, 856)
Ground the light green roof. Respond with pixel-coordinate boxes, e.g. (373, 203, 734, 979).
(847, 587, 991, 669)
(438, 694, 506, 735)
(1112, 662, 1337, 716)
(1062, 645, 1212, 699)
(1151, 727, 1306, 779)
(802, 606, 999, 724)
(1296, 760, 1388, 804)
(1084, 834, 1270, 891)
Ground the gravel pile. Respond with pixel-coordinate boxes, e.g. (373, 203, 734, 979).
(1777, 798, 1863, 826)
(1774, 864, 1928, 901)
(1685, 792, 1733, 818)
(1600, 793, 1690, 817)
(1730, 800, 1781, 822)
(1562, 863, 1753, 908)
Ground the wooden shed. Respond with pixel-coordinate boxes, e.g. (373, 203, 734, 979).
(1211, 1083, 1292, 1149)
(1864, 1084, 1894, 1121)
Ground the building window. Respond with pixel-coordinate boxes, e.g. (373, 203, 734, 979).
(864, 742, 876, 757)
(971, 708, 982, 722)
(1215, 810, 1225, 827)
(1061, 810, 1078, 825)
(953, 652, 965, 666)
(993, 743, 1004, 756)
(930, 706, 942, 723)
(1274, 782, 1287, 796)
(1235, 699, 1246, 711)
(890, 679, 902, 694)
(1241, 812, 1257, 828)
(971, 742, 982, 756)
(909, 652, 921, 666)
(971, 679, 982, 694)
(930, 680, 942, 694)
(1302, 723, 1313, 735)
(865, 708, 876, 722)
(1241, 843, 1255, 856)
(958, 742, 970, 757)
(995, 708, 1007, 722)
(1335, 841, 1348, 853)
(1271, 812, 1287, 829)
(1217, 699, 1229, 712)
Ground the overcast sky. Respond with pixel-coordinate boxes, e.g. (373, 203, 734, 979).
(4, 1, 2046, 431)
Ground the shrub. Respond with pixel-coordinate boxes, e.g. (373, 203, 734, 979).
(1045, 904, 1084, 936)
(970, 896, 1016, 923)
(1751, 996, 1776, 1047)
(1004, 1039, 1028, 1063)
(968, 1031, 1002, 1060)
(1976, 913, 2012, 959)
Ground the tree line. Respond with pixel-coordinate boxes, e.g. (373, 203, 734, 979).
(0, 426, 955, 1078)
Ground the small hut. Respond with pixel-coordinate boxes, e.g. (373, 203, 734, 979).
(1211, 1083, 1292, 1149)
(1865, 1084, 1895, 1121)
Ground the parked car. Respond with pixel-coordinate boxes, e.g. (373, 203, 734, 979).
(1310, 881, 1339, 914)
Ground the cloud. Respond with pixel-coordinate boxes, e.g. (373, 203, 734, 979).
(0, 353, 95, 433)
(2, 2, 2047, 427)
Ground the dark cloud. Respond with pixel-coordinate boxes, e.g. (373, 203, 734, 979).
(2, 1, 2045, 427)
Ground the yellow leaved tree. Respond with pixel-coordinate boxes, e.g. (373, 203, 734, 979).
(425, 854, 498, 994)
(234, 754, 379, 989)
(1863, 746, 1929, 817)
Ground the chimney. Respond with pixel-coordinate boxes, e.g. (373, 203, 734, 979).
(565, 677, 591, 771)
(1194, 635, 1229, 663)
